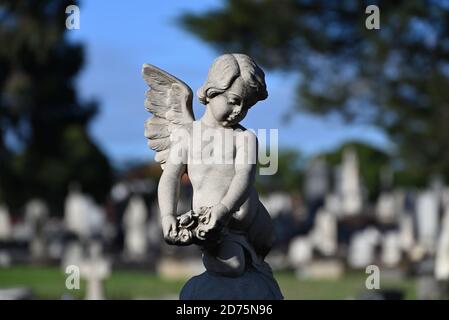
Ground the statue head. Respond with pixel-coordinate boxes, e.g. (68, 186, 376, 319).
(197, 54, 268, 127)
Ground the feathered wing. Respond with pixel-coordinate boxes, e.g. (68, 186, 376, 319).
(142, 64, 195, 169)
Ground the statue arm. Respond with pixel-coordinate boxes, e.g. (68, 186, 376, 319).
(220, 131, 257, 214)
(157, 142, 187, 219)
(157, 135, 188, 243)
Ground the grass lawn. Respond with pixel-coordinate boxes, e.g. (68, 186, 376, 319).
(0, 266, 416, 299)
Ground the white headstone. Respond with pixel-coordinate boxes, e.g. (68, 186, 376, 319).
(25, 199, 49, 260)
(310, 208, 337, 256)
(348, 228, 380, 268)
(324, 193, 342, 218)
(376, 192, 396, 224)
(0, 205, 12, 240)
(398, 213, 415, 253)
(80, 242, 110, 300)
(381, 231, 402, 267)
(288, 236, 312, 267)
(110, 182, 129, 203)
(0, 250, 11, 267)
(64, 189, 89, 239)
(123, 195, 148, 260)
(340, 149, 362, 216)
(416, 190, 439, 255)
(25, 199, 48, 229)
(435, 201, 449, 280)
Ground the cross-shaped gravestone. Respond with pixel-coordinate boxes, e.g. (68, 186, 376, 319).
(80, 241, 110, 300)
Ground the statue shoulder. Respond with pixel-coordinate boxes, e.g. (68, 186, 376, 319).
(234, 126, 258, 145)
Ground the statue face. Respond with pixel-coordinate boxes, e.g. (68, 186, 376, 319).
(208, 77, 249, 127)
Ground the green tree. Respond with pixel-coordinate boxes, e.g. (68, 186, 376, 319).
(256, 149, 304, 194)
(180, 0, 449, 186)
(0, 0, 112, 213)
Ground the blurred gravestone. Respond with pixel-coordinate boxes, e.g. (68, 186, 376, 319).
(64, 187, 89, 240)
(310, 207, 337, 257)
(376, 192, 396, 224)
(381, 231, 401, 268)
(80, 241, 110, 300)
(123, 195, 148, 261)
(416, 190, 439, 256)
(435, 195, 449, 282)
(0, 205, 12, 241)
(324, 193, 342, 218)
(339, 149, 362, 216)
(348, 228, 380, 269)
(25, 199, 48, 261)
(0, 250, 11, 267)
(288, 236, 312, 270)
(398, 211, 415, 256)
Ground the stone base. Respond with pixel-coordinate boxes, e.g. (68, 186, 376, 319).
(179, 268, 283, 300)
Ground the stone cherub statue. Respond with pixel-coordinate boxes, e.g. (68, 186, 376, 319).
(142, 54, 283, 299)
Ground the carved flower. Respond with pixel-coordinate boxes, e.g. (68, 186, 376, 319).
(177, 211, 195, 229)
(178, 229, 192, 244)
(195, 227, 207, 241)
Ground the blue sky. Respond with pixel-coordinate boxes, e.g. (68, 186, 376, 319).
(68, 0, 389, 165)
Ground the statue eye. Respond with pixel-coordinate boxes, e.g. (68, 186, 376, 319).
(230, 98, 241, 105)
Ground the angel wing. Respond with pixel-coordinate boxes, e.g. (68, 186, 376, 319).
(142, 64, 195, 169)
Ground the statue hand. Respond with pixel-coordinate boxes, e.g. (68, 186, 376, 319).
(198, 203, 230, 240)
(211, 203, 230, 224)
(161, 215, 178, 244)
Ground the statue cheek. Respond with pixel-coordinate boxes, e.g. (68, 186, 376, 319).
(213, 103, 230, 120)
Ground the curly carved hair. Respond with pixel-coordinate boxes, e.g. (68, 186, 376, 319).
(197, 53, 268, 108)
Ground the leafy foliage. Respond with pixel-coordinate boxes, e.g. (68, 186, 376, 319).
(0, 0, 112, 213)
(256, 149, 304, 194)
